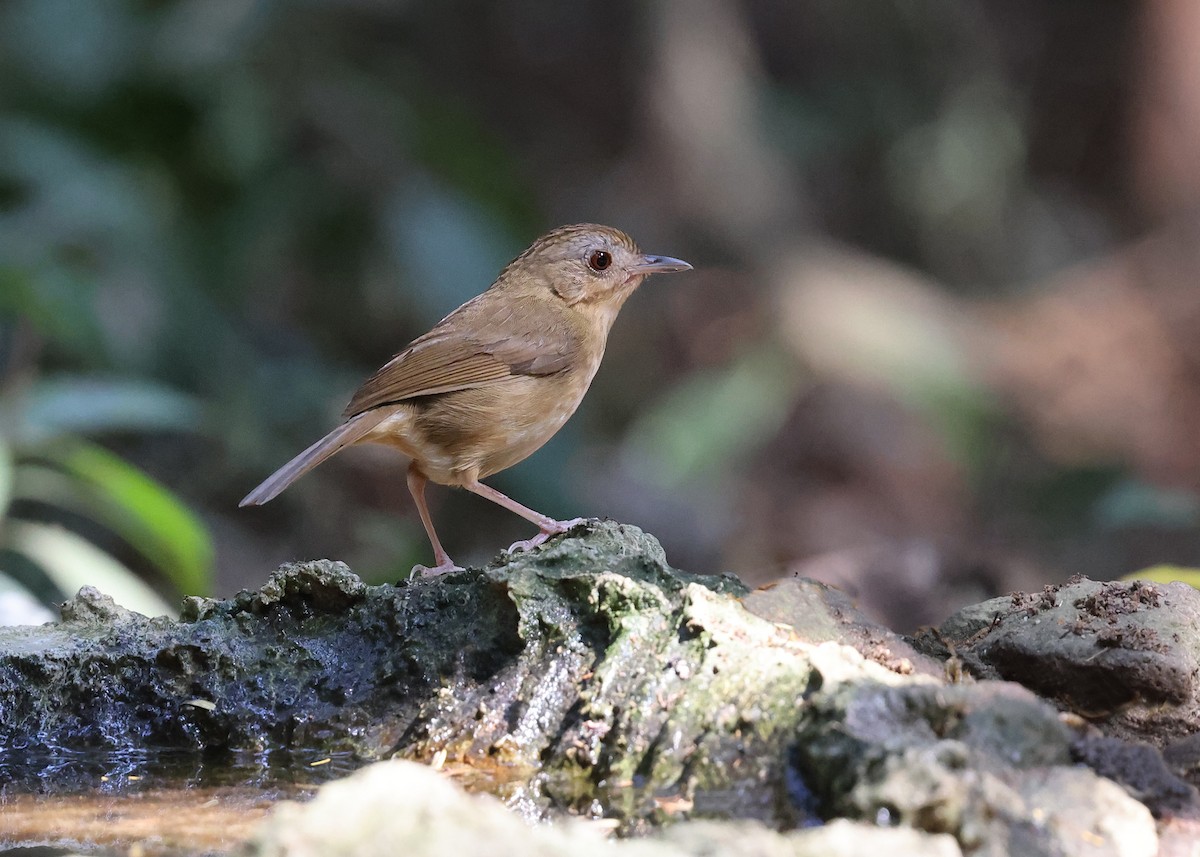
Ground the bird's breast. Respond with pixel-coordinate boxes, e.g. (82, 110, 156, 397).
(468, 366, 597, 479)
(366, 359, 601, 485)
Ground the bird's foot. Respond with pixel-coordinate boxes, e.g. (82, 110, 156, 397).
(506, 517, 590, 555)
(409, 559, 464, 578)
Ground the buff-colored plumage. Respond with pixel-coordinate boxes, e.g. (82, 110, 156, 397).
(241, 224, 691, 574)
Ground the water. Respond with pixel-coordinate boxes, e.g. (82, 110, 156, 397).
(0, 747, 362, 856)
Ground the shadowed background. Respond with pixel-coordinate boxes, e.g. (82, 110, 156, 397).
(2, 0, 1199, 631)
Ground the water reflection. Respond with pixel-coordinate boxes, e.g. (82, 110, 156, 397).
(0, 747, 362, 855)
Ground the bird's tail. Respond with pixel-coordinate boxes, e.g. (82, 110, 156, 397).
(239, 411, 389, 507)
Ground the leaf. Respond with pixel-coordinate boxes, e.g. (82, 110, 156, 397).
(1095, 480, 1200, 530)
(0, 546, 64, 606)
(0, 438, 12, 522)
(13, 376, 203, 445)
(621, 346, 801, 488)
(1122, 566, 1200, 590)
(8, 521, 175, 618)
(0, 266, 109, 361)
(383, 176, 518, 319)
(0, 561, 57, 619)
(19, 440, 213, 597)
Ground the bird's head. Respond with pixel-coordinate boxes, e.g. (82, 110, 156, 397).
(499, 224, 691, 316)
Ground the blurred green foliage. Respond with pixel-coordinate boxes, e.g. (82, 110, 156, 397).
(0, 0, 601, 590)
(0, 374, 212, 617)
(0, 0, 1193, 615)
(1123, 565, 1200, 589)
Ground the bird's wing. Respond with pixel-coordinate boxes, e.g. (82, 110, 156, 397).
(343, 293, 582, 417)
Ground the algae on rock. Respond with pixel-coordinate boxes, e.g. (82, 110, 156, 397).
(0, 520, 1184, 856)
(0, 522, 831, 829)
(252, 758, 966, 857)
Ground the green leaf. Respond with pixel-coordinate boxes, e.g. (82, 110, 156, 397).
(0, 565, 57, 625)
(0, 438, 12, 522)
(622, 346, 801, 488)
(12, 376, 203, 445)
(0, 548, 63, 617)
(21, 440, 213, 597)
(1122, 566, 1200, 590)
(1095, 480, 1200, 530)
(8, 521, 175, 618)
(0, 266, 109, 362)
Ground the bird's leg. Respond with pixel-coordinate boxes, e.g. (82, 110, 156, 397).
(462, 480, 587, 554)
(407, 462, 462, 576)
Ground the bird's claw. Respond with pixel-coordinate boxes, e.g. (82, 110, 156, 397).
(410, 561, 464, 579)
(505, 518, 590, 555)
(505, 534, 549, 554)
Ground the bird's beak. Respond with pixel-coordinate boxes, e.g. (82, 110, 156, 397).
(633, 254, 693, 275)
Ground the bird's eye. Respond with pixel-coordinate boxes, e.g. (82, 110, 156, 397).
(587, 250, 612, 272)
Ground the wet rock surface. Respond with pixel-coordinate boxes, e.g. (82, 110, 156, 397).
(0, 522, 816, 832)
(252, 759, 966, 857)
(0, 522, 1195, 856)
(793, 681, 1156, 857)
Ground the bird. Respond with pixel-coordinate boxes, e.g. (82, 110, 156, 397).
(240, 223, 692, 574)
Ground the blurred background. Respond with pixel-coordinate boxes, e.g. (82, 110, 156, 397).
(2, 0, 1199, 631)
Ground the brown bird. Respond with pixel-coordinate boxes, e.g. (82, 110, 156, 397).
(240, 223, 691, 574)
